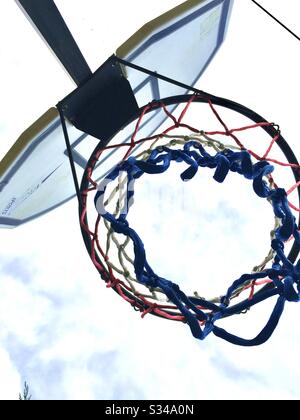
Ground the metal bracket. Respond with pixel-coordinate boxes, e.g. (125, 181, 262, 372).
(59, 56, 139, 142)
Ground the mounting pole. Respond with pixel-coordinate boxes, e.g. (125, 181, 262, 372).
(16, 0, 93, 86)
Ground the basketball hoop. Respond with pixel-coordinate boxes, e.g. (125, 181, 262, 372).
(79, 93, 300, 346)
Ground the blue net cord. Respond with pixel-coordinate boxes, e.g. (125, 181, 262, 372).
(107, 140, 281, 307)
(101, 135, 259, 305)
(94, 141, 300, 346)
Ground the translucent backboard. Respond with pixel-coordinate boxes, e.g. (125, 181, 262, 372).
(0, 0, 234, 227)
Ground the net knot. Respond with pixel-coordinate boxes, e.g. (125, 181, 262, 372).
(111, 218, 130, 234)
(106, 277, 120, 289)
(120, 157, 137, 172)
(141, 303, 158, 318)
(271, 238, 284, 253)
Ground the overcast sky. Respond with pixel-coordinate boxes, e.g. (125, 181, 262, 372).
(0, 0, 300, 400)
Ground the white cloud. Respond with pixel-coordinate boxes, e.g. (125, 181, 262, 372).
(0, 0, 300, 401)
(0, 348, 21, 400)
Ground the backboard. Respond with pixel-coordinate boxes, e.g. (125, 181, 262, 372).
(0, 0, 234, 228)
